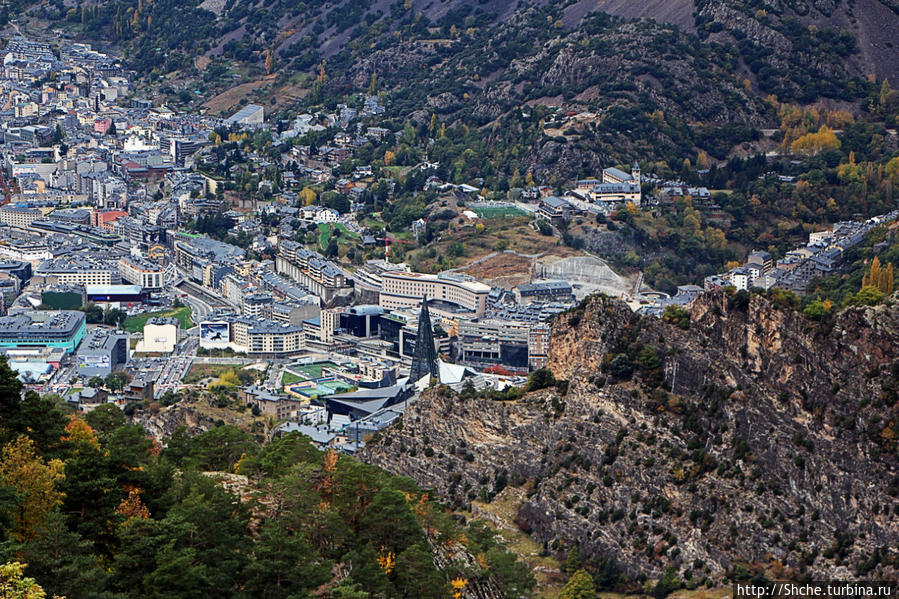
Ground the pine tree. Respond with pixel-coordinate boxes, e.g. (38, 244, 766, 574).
(559, 568, 597, 599)
(565, 544, 580, 574)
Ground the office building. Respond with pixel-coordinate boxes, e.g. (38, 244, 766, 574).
(379, 271, 490, 317)
(119, 256, 165, 291)
(34, 256, 121, 286)
(0, 310, 86, 353)
(76, 327, 128, 377)
(0, 205, 42, 229)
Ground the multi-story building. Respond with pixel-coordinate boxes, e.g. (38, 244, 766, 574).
(276, 241, 352, 301)
(456, 318, 551, 371)
(320, 308, 341, 343)
(138, 316, 179, 353)
(34, 256, 122, 286)
(0, 310, 86, 353)
(173, 234, 246, 281)
(0, 205, 43, 229)
(527, 324, 551, 370)
(76, 327, 129, 377)
(243, 292, 274, 319)
(239, 386, 306, 420)
(0, 261, 32, 287)
(199, 314, 304, 357)
(514, 281, 574, 304)
(379, 271, 490, 317)
(118, 256, 165, 291)
(536, 197, 573, 224)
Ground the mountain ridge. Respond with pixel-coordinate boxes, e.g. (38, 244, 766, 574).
(364, 289, 899, 582)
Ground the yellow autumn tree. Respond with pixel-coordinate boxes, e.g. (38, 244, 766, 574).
(451, 578, 468, 599)
(318, 448, 338, 504)
(696, 150, 710, 170)
(428, 113, 438, 136)
(0, 561, 57, 599)
(885, 157, 899, 183)
(0, 437, 65, 541)
(299, 187, 317, 206)
(383, 150, 395, 166)
(377, 547, 396, 575)
(214, 369, 240, 388)
(862, 256, 894, 294)
(790, 126, 841, 155)
(705, 227, 727, 252)
(61, 415, 101, 451)
(116, 488, 151, 522)
(264, 49, 274, 75)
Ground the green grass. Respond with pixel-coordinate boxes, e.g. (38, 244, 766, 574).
(183, 363, 240, 384)
(472, 205, 528, 218)
(123, 306, 193, 333)
(317, 223, 359, 250)
(66, 387, 84, 396)
(293, 361, 338, 379)
(281, 371, 304, 386)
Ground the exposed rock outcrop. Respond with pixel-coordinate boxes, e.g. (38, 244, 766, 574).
(365, 291, 899, 582)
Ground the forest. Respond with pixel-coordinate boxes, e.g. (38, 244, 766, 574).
(0, 360, 534, 599)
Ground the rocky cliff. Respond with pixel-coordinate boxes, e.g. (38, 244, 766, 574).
(364, 291, 899, 583)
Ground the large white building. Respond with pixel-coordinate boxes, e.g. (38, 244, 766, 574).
(199, 315, 304, 357)
(0, 205, 42, 229)
(573, 163, 642, 209)
(136, 316, 179, 354)
(34, 256, 121, 286)
(379, 271, 490, 317)
(119, 256, 164, 291)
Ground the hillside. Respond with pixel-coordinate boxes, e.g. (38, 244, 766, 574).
(0, 393, 537, 599)
(364, 290, 899, 583)
(7, 0, 897, 173)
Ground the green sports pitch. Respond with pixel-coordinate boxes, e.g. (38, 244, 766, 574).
(471, 205, 528, 218)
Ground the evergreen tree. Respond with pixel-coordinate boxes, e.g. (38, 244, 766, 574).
(18, 511, 120, 599)
(565, 543, 580, 574)
(242, 520, 331, 598)
(559, 568, 597, 599)
(393, 544, 448, 599)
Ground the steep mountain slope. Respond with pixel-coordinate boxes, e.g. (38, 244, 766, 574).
(12, 0, 897, 91)
(364, 291, 899, 582)
(10, 0, 896, 170)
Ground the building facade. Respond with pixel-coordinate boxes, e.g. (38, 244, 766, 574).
(0, 310, 87, 353)
(379, 272, 490, 317)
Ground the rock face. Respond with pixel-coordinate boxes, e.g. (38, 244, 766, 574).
(132, 402, 216, 443)
(364, 291, 899, 582)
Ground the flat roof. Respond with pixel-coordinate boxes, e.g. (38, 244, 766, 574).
(0, 310, 85, 335)
(86, 284, 143, 295)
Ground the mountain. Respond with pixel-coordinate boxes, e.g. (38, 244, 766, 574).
(9, 0, 897, 174)
(364, 289, 899, 582)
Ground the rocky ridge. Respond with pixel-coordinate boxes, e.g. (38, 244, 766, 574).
(364, 291, 899, 582)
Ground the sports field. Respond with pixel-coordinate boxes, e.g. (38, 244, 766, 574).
(471, 205, 528, 218)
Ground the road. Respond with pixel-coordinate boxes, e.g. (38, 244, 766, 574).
(181, 293, 213, 322)
(153, 354, 193, 397)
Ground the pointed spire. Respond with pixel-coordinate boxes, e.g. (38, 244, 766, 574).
(410, 295, 439, 383)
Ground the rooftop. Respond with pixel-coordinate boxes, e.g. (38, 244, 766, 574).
(0, 310, 85, 335)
